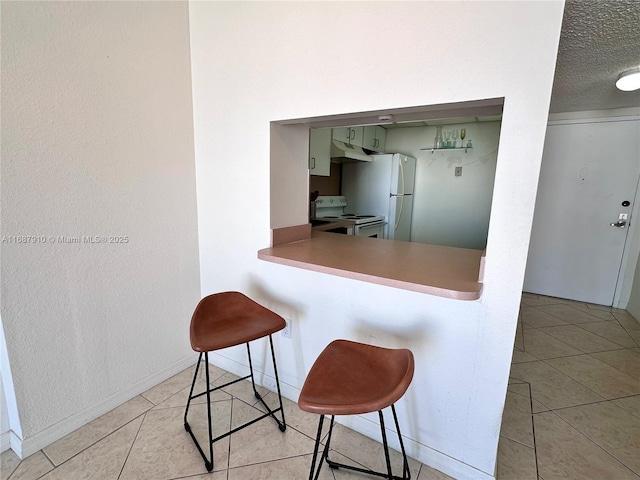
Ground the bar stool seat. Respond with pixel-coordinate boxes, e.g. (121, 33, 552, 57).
(190, 291, 286, 351)
(299, 339, 414, 480)
(184, 292, 287, 472)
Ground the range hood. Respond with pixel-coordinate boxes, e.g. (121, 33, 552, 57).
(330, 140, 372, 163)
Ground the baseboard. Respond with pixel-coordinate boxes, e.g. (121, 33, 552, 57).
(208, 352, 495, 480)
(614, 300, 628, 310)
(16, 355, 195, 459)
(340, 415, 495, 480)
(1, 431, 10, 453)
(8, 431, 22, 457)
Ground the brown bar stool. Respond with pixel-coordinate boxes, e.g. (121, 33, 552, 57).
(299, 339, 414, 480)
(183, 291, 287, 472)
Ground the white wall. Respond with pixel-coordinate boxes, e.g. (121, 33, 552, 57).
(189, 2, 563, 479)
(385, 122, 501, 249)
(1, 1, 200, 455)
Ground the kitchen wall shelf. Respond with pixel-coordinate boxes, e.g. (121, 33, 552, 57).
(420, 147, 473, 153)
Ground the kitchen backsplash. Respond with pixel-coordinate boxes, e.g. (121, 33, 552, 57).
(309, 162, 341, 196)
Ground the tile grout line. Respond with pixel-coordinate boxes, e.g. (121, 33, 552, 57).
(518, 309, 528, 355)
(537, 354, 613, 402)
(39, 448, 56, 470)
(542, 350, 640, 395)
(540, 409, 640, 478)
(546, 397, 626, 414)
(544, 324, 633, 350)
(517, 299, 640, 475)
(573, 321, 639, 349)
(513, 312, 635, 410)
(535, 313, 609, 326)
(498, 433, 535, 451)
(590, 349, 640, 382)
(116, 411, 147, 480)
(28, 411, 151, 480)
(525, 328, 591, 357)
(7, 451, 54, 480)
(526, 381, 541, 480)
(614, 324, 640, 349)
(519, 296, 640, 479)
(226, 396, 234, 475)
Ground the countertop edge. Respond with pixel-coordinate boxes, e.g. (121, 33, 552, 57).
(257, 246, 483, 300)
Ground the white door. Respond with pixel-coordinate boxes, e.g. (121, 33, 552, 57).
(524, 118, 640, 306)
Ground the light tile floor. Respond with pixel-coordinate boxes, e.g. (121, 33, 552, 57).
(2, 294, 639, 480)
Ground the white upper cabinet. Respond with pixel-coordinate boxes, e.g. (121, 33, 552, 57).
(332, 126, 364, 147)
(363, 126, 386, 152)
(309, 128, 332, 176)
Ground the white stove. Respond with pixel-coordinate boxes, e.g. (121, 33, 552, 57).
(314, 196, 386, 238)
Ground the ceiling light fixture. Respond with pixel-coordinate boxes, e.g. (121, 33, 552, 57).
(616, 68, 640, 91)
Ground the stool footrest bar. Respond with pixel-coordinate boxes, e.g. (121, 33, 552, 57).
(184, 334, 286, 472)
(326, 458, 409, 480)
(254, 391, 286, 430)
(188, 374, 252, 401)
(208, 405, 284, 443)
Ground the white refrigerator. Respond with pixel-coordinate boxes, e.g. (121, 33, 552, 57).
(342, 153, 417, 241)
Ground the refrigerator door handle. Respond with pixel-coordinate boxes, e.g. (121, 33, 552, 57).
(394, 156, 406, 232)
(395, 194, 404, 231)
(399, 156, 406, 196)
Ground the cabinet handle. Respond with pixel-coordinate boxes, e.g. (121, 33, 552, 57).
(374, 139, 379, 148)
(350, 128, 355, 140)
(310, 157, 315, 169)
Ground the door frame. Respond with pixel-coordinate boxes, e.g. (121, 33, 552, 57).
(543, 108, 640, 308)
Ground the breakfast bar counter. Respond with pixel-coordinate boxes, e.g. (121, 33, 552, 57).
(258, 231, 484, 300)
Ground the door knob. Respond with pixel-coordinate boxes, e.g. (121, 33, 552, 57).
(610, 221, 627, 228)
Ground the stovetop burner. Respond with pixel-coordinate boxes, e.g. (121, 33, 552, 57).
(314, 196, 385, 225)
(319, 213, 385, 224)
(342, 214, 376, 219)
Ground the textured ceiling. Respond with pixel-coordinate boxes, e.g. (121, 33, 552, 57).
(550, 0, 640, 113)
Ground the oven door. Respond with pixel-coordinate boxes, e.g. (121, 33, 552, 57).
(354, 221, 385, 238)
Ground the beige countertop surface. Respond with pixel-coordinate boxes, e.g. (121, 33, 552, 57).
(258, 231, 484, 300)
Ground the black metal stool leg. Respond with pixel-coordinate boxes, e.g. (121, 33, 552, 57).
(308, 414, 325, 480)
(246, 341, 258, 395)
(184, 352, 202, 427)
(392, 404, 411, 479)
(246, 336, 286, 431)
(322, 416, 336, 471)
(203, 353, 214, 471)
(310, 407, 410, 480)
(379, 410, 393, 480)
(183, 352, 214, 472)
(269, 334, 287, 431)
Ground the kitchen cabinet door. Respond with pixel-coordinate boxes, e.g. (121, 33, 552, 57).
(309, 128, 332, 176)
(332, 127, 350, 143)
(363, 126, 386, 152)
(332, 126, 364, 147)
